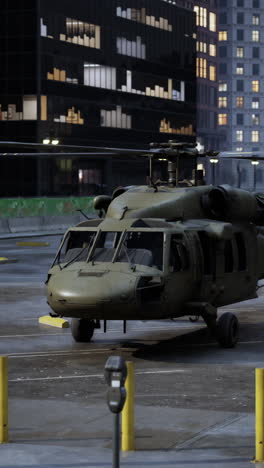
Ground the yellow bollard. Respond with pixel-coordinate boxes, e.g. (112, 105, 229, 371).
(122, 361, 135, 451)
(255, 368, 264, 462)
(0, 356, 8, 443)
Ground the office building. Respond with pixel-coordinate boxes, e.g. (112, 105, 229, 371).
(217, 0, 264, 190)
(0, 0, 197, 196)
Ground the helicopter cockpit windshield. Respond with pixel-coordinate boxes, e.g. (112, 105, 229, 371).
(54, 230, 164, 271)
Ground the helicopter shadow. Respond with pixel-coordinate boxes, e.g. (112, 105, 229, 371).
(120, 325, 217, 363)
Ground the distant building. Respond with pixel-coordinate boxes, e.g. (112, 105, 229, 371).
(216, 0, 264, 190)
(0, 0, 197, 196)
(164, 0, 220, 153)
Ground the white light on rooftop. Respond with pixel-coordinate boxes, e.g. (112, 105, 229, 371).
(210, 158, 219, 164)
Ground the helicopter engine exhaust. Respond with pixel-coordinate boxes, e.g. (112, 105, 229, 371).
(202, 184, 264, 222)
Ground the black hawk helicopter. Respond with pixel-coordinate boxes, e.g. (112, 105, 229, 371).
(37, 140, 264, 348)
(1, 139, 262, 348)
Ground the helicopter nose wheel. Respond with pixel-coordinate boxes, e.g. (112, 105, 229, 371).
(71, 318, 95, 342)
(216, 312, 239, 348)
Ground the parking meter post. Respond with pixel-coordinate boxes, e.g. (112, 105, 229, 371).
(113, 413, 120, 468)
(104, 356, 128, 468)
(122, 361, 135, 451)
(0, 356, 8, 444)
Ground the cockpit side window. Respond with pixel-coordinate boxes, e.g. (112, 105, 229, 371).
(123, 231, 164, 270)
(55, 230, 96, 266)
(170, 235, 189, 272)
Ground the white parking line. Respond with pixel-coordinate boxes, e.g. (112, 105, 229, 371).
(9, 368, 186, 383)
(7, 348, 112, 358)
(0, 324, 201, 339)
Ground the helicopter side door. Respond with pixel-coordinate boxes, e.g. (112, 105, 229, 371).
(218, 228, 258, 306)
(164, 233, 194, 317)
(195, 231, 217, 303)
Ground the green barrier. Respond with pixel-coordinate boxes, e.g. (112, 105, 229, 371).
(0, 197, 95, 218)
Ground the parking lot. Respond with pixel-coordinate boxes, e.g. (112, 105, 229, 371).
(0, 234, 263, 466)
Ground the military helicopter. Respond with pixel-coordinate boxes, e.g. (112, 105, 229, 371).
(44, 141, 264, 348)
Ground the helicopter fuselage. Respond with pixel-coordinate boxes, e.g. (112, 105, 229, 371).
(46, 184, 264, 322)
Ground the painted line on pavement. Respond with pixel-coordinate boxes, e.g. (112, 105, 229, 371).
(7, 348, 112, 358)
(3, 338, 264, 360)
(9, 368, 186, 383)
(0, 324, 201, 339)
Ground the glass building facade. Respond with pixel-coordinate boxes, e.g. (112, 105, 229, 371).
(0, 0, 197, 196)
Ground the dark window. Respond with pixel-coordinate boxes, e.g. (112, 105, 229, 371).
(198, 232, 215, 275)
(235, 233, 247, 271)
(236, 80, 244, 91)
(253, 47, 260, 58)
(224, 240, 234, 273)
(219, 0, 227, 5)
(219, 46, 227, 57)
(170, 235, 189, 272)
(236, 114, 244, 125)
(219, 13, 227, 24)
(237, 13, 244, 24)
(253, 0, 259, 7)
(237, 29, 244, 41)
(219, 63, 227, 74)
(237, 0, 244, 5)
(253, 64, 259, 75)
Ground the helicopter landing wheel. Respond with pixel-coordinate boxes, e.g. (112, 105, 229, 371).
(216, 312, 239, 348)
(71, 318, 95, 343)
(189, 315, 200, 322)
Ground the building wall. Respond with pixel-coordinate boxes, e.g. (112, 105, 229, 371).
(0, 0, 197, 148)
(218, 0, 264, 153)
(163, 0, 221, 152)
(216, 0, 264, 190)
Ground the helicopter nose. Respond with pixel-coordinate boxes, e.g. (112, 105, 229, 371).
(47, 270, 136, 314)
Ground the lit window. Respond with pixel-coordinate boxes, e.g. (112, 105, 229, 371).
(196, 57, 207, 78)
(197, 41, 207, 53)
(209, 65, 216, 81)
(101, 105, 132, 129)
(23, 96, 37, 120)
(252, 30, 260, 41)
(219, 31, 227, 40)
(236, 130, 243, 142)
(64, 18, 101, 49)
(218, 96, 227, 108)
(84, 63, 117, 90)
(252, 97, 259, 108)
(219, 81, 227, 91)
(236, 64, 244, 74)
(236, 96, 244, 107)
(117, 36, 146, 59)
(209, 43, 216, 56)
(252, 15, 260, 25)
(209, 12, 216, 32)
(116, 6, 173, 31)
(251, 130, 259, 142)
(252, 80, 259, 92)
(236, 47, 244, 57)
(252, 114, 260, 125)
(194, 6, 207, 27)
(218, 113, 227, 125)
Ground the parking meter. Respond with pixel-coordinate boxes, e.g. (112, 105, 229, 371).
(105, 356, 128, 468)
(105, 356, 127, 414)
